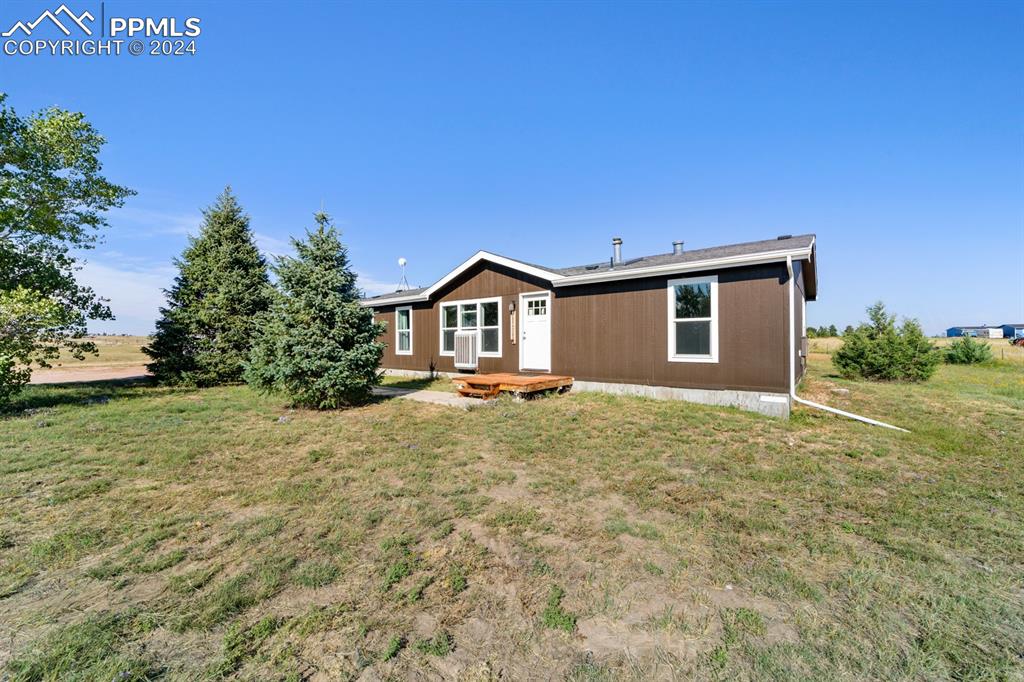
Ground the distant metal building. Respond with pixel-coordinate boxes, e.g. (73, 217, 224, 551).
(946, 326, 1004, 338)
(1001, 323, 1024, 339)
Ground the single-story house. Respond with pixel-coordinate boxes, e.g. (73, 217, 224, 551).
(946, 326, 1004, 338)
(361, 234, 817, 417)
(1000, 324, 1024, 339)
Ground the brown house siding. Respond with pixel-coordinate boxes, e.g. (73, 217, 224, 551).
(373, 262, 547, 374)
(372, 261, 795, 394)
(552, 264, 789, 393)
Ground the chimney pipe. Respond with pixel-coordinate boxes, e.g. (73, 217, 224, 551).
(672, 240, 684, 255)
(612, 237, 622, 265)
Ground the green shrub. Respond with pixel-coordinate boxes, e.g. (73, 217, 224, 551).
(944, 335, 993, 365)
(832, 302, 940, 382)
(245, 212, 384, 409)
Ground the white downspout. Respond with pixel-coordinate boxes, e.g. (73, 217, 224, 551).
(786, 256, 909, 433)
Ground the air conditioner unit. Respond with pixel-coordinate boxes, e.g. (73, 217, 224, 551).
(454, 330, 478, 370)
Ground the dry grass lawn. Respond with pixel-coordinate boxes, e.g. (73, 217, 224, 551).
(1, 348, 1022, 679)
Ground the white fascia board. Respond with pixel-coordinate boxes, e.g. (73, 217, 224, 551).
(551, 247, 814, 288)
(426, 251, 564, 296)
(360, 251, 563, 307)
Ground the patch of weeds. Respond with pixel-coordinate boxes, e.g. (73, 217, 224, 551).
(30, 527, 104, 567)
(252, 554, 297, 598)
(403, 575, 433, 603)
(431, 520, 455, 540)
(380, 533, 418, 592)
(382, 557, 415, 591)
(484, 470, 516, 485)
(288, 604, 350, 638)
(541, 585, 576, 632)
(643, 561, 664, 576)
(529, 558, 553, 576)
(168, 564, 221, 594)
(722, 607, 767, 642)
(46, 478, 113, 505)
(0, 528, 14, 549)
(273, 479, 322, 505)
(603, 516, 631, 537)
(179, 555, 295, 630)
(138, 549, 186, 574)
(566, 659, 617, 681)
(703, 644, 729, 672)
(232, 515, 285, 545)
(380, 533, 415, 553)
(5, 612, 157, 681)
(486, 503, 541, 532)
(87, 558, 128, 580)
(363, 508, 385, 528)
(447, 565, 467, 594)
(210, 615, 282, 678)
(414, 630, 453, 656)
(293, 559, 339, 588)
(307, 448, 330, 463)
(603, 514, 661, 540)
(381, 635, 405, 661)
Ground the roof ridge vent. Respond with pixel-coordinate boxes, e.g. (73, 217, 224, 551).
(777, 234, 793, 240)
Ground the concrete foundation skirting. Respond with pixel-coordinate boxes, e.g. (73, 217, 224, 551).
(382, 368, 462, 379)
(381, 368, 790, 418)
(570, 380, 791, 418)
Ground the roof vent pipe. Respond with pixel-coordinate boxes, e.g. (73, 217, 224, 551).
(612, 237, 622, 265)
(672, 240, 684, 255)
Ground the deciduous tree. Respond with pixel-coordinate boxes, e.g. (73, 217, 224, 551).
(0, 93, 134, 404)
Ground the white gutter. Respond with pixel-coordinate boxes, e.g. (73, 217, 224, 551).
(786, 255, 909, 433)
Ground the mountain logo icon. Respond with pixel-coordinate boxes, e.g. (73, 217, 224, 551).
(2, 4, 94, 37)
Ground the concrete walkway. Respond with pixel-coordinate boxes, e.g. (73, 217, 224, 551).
(372, 386, 488, 410)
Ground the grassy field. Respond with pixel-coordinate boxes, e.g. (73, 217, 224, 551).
(810, 335, 1024, 363)
(1, 348, 1022, 679)
(51, 336, 153, 368)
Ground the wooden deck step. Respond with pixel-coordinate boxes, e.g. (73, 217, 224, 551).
(453, 373, 573, 400)
(455, 385, 500, 399)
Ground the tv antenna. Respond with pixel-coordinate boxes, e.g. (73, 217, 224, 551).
(397, 257, 410, 291)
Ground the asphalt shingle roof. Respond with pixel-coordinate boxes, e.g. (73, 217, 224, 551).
(362, 234, 815, 303)
(550, 234, 815, 276)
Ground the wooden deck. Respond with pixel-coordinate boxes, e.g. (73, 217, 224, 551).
(453, 373, 574, 400)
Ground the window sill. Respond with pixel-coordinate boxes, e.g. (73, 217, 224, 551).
(668, 355, 718, 364)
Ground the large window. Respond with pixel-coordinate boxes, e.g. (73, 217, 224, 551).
(440, 297, 501, 356)
(395, 306, 412, 355)
(667, 276, 718, 362)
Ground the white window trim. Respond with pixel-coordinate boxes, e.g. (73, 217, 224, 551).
(439, 296, 502, 358)
(395, 306, 413, 355)
(667, 275, 718, 363)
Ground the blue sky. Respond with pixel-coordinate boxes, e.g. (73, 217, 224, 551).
(3, 0, 1021, 335)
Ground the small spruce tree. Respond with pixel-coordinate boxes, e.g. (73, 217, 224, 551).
(144, 187, 272, 385)
(944, 335, 993, 365)
(245, 212, 385, 408)
(833, 302, 940, 382)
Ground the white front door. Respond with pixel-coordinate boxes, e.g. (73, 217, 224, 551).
(520, 292, 551, 371)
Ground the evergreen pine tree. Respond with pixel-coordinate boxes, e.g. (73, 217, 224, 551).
(246, 212, 385, 408)
(144, 187, 272, 385)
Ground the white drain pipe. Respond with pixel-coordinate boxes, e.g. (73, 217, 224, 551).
(786, 256, 909, 433)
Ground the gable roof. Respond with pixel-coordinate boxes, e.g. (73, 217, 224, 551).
(361, 234, 816, 306)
